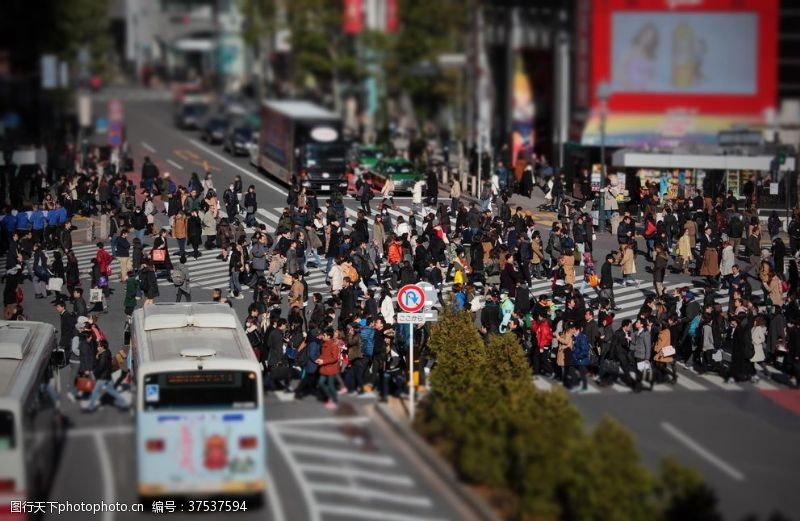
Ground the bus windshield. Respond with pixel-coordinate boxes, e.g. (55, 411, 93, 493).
(142, 371, 258, 411)
(304, 144, 346, 166)
(0, 410, 14, 450)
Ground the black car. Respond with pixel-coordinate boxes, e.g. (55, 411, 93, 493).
(201, 117, 229, 144)
(222, 126, 254, 156)
(174, 103, 208, 130)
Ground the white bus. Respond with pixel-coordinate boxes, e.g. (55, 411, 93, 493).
(0, 321, 64, 519)
(130, 303, 266, 506)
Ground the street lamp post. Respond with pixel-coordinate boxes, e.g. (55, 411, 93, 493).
(597, 82, 611, 233)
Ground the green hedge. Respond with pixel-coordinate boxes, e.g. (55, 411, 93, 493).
(417, 310, 722, 521)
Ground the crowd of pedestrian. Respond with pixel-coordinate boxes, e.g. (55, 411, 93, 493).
(3, 145, 800, 412)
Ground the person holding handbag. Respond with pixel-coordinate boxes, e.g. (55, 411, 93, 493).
(84, 340, 129, 412)
(66, 328, 95, 402)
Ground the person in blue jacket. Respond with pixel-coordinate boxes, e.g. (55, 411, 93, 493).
(294, 330, 322, 400)
(46, 203, 62, 248)
(16, 210, 30, 234)
(30, 204, 46, 245)
(569, 323, 592, 393)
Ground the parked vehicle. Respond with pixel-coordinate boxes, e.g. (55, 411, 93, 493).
(174, 102, 209, 130)
(223, 125, 255, 156)
(370, 157, 419, 193)
(201, 117, 230, 144)
(0, 321, 64, 517)
(258, 100, 348, 192)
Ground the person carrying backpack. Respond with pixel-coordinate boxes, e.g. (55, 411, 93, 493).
(172, 256, 191, 302)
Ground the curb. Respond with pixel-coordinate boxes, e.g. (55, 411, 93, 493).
(372, 402, 501, 521)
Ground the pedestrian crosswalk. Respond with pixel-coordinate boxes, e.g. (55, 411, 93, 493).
(266, 416, 453, 521)
(532, 363, 788, 395)
(1, 202, 430, 292)
(90, 87, 172, 103)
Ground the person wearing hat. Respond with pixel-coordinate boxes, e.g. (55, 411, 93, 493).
(498, 289, 515, 333)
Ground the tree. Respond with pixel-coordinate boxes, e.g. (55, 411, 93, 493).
(565, 417, 654, 521)
(384, 0, 468, 123)
(654, 457, 722, 521)
(55, 0, 114, 80)
(418, 309, 482, 453)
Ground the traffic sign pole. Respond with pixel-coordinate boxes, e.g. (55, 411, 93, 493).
(409, 323, 415, 421)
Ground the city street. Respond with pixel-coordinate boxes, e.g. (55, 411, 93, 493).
(8, 86, 796, 521)
(3, 1, 799, 519)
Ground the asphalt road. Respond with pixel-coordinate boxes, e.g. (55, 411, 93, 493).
(26, 285, 472, 521)
(26, 88, 475, 521)
(24, 87, 800, 520)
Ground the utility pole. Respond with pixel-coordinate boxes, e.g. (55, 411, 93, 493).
(597, 82, 611, 233)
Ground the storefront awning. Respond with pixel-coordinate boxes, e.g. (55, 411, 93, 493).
(612, 149, 795, 172)
(581, 111, 766, 148)
(173, 39, 216, 52)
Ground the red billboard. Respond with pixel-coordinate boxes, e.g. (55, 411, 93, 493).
(343, 0, 363, 34)
(583, 0, 778, 146)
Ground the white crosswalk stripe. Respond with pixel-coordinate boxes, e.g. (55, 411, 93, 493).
(536, 363, 793, 395)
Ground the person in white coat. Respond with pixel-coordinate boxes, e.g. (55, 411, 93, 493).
(329, 259, 345, 295)
(412, 178, 425, 216)
(379, 288, 395, 325)
(750, 315, 768, 379)
(719, 241, 735, 288)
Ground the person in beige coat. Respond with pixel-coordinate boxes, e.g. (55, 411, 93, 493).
(561, 251, 576, 285)
(767, 271, 784, 308)
(653, 318, 676, 383)
(675, 228, 692, 274)
(620, 242, 638, 286)
(683, 219, 697, 249)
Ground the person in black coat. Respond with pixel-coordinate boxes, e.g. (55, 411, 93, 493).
(142, 263, 159, 304)
(265, 319, 291, 391)
(500, 256, 522, 294)
(426, 170, 438, 206)
(187, 210, 203, 258)
(339, 279, 358, 327)
(727, 314, 753, 382)
(55, 301, 76, 350)
(599, 254, 617, 309)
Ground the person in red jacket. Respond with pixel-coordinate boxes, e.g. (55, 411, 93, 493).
(531, 313, 553, 376)
(315, 328, 341, 410)
(95, 242, 113, 276)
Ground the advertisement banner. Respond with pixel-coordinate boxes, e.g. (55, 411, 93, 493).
(510, 55, 534, 168)
(584, 0, 778, 146)
(386, 0, 399, 33)
(343, 0, 363, 34)
(591, 0, 777, 115)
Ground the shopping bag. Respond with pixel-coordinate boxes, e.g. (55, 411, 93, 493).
(151, 249, 166, 262)
(47, 277, 64, 292)
(89, 288, 104, 303)
(636, 360, 651, 372)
